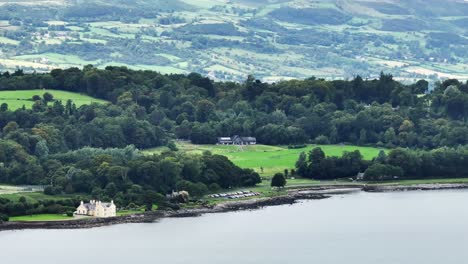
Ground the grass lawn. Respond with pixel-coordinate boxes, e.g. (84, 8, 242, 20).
(117, 210, 143, 216)
(0, 89, 109, 110)
(0, 185, 25, 195)
(9, 214, 74, 222)
(283, 178, 322, 187)
(0, 192, 77, 203)
(376, 178, 468, 186)
(144, 142, 386, 175)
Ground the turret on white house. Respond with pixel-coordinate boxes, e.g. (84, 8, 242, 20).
(75, 200, 116, 218)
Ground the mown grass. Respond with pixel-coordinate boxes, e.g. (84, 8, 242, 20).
(0, 185, 23, 195)
(0, 89, 109, 110)
(9, 214, 74, 222)
(144, 142, 385, 175)
(116, 209, 145, 216)
(0, 192, 76, 203)
(376, 178, 468, 186)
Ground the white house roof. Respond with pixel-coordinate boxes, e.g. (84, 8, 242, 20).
(82, 201, 114, 210)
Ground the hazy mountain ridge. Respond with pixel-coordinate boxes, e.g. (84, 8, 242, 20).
(0, 0, 467, 81)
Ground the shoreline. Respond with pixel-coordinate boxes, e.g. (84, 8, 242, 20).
(1, 183, 467, 232)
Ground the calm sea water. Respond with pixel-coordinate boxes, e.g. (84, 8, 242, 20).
(1, 190, 468, 264)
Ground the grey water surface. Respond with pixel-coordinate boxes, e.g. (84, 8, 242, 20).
(1, 190, 467, 264)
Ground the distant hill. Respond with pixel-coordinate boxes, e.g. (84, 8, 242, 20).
(0, 0, 468, 82)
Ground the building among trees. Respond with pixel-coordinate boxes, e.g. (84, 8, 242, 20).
(217, 135, 257, 145)
(75, 200, 116, 218)
(217, 137, 233, 145)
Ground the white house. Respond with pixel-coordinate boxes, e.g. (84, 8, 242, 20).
(75, 200, 116, 218)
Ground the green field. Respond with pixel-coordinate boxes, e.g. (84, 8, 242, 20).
(0, 89, 109, 110)
(144, 142, 385, 175)
(116, 209, 145, 216)
(0, 192, 78, 203)
(0, 185, 25, 195)
(378, 178, 468, 186)
(9, 214, 75, 222)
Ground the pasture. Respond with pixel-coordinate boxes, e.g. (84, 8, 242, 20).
(0, 89, 109, 110)
(144, 142, 386, 175)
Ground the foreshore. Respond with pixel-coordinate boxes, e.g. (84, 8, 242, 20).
(1, 183, 467, 232)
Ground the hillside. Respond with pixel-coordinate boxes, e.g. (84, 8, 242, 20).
(0, 0, 467, 81)
(0, 67, 467, 219)
(144, 142, 386, 175)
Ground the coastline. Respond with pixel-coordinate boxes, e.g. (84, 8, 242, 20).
(1, 183, 467, 232)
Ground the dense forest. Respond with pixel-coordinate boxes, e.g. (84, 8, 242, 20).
(295, 146, 468, 181)
(0, 66, 468, 218)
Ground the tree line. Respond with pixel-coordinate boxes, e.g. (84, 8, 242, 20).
(295, 146, 468, 181)
(0, 67, 467, 149)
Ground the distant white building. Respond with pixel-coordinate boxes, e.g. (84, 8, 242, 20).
(75, 200, 116, 218)
(217, 137, 233, 145)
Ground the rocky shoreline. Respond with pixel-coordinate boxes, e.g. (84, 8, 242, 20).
(0, 190, 330, 232)
(1, 183, 467, 232)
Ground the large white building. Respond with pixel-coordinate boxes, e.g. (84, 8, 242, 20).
(75, 200, 116, 218)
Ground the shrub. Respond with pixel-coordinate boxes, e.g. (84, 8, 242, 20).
(271, 173, 286, 188)
(167, 141, 178, 151)
(288, 144, 307, 149)
(0, 214, 9, 222)
(44, 186, 63, 195)
(43, 92, 54, 102)
(208, 183, 221, 192)
(314, 135, 330, 145)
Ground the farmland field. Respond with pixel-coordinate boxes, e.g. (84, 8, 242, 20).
(144, 142, 386, 175)
(0, 89, 109, 110)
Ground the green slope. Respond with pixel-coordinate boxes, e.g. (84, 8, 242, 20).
(0, 89, 109, 110)
(144, 143, 385, 175)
